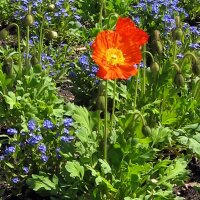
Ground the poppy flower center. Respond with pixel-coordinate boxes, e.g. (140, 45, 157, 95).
(106, 48, 125, 65)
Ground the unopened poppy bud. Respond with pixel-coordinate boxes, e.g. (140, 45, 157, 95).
(47, 30, 58, 40)
(154, 30, 161, 41)
(150, 62, 159, 75)
(142, 125, 152, 136)
(30, 55, 39, 66)
(47, 4, 55, 12)
(24, 14, 34, 26)
(172, 28, 183, 41)
(0, 28, 9, 40)
(96, 95, 105, 112)
(192, 57, 200, 76)
(152, 40, 163, 54)
(175, 16, 181, 28)
(174, 72, 184, 87)
(2, 57, 13, 76)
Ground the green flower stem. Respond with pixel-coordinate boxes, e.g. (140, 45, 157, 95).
(142, 45, 147, 95)
(133, 66, 140, 111)
(172, 62, 181, 72)
(38, 16, 45, 64)
(25, 25, 30, 72)
(132, 110, 145, 126)
(180, 52, 197, 69)
(142, 50, 155, 63)
(110, 79, 117, 132)
(173, 40, 177, 62)
(99, 0, 106, 29)
(7, 23, 22, 78)
(104, 80, 108, 161)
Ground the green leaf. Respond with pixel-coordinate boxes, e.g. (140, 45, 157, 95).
(73, 106, 91, 134)
(52, 108, 64, 117)
(99, 159, 111, 174)
(65, 161, 84, 179)
(3, 91, 16, 109)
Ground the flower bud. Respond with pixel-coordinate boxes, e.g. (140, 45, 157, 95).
(172, 28, 183, 41)
(2, 57, 13, 76)
(142, 125, 152, 136)
(47, 4, 55, 12)
(47, 30, 58, 40)
(175, 16, 181, 28)
(152, 40, 163, 54)
(174, 72, 184, 87)
(96, 95, 105, 112)
(0, 28, 9, 40)
(150, 62, 159, 75)
(154, 30, 161, 41)
(24, 14, 34, 26)
(30, 55, 39, 66)
(192, 58, 200, 76)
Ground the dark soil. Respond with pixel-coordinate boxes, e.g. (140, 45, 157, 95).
(174, 157, 200, 200)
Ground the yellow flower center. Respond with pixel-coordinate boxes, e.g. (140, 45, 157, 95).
(106, 48, 125, 66)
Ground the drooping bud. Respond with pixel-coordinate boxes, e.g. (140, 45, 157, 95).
(47, 4, 55, 12)
(174, 72, 184, 87)
(192, 57, 200, 76)
(142, 125, 152, 136)
(0, 28, 9, 40)
(150, 62, 159, 75)
(47, 30, 58, 40)
(2, 57, 13, 76)
(24, 14, 34, 26)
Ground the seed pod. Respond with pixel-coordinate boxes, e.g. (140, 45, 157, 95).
(152, 40, 163, 55)
(33, 64, 42, 73)
(192, 58, 200, 76)
(172, 28, 183, 41)
(47, 4, 55, 12)
(174, 72, 184, 87)
(150, 62, 159, 75)
(24, 14, 34, 26)
(2, 57, 13, 76)
(0, 28, 9, 40)
(47, 30, 58, 40)
(96, 95, 105, 112)
(142, 125, 152, 136)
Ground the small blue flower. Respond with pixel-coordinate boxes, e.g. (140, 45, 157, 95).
(7, 128, 18, 135)
(41, 154, 48, 162)
(38, 144, 47, 153)
(23, 166, 29, 174)
(5, 146, 15, 155)
(43, 120, 54, 129)
(79, 55, 89, 66)
(63, 118, 73, 127)
(0, 155, 4, 160)
(27, 134, 42, 145)
(28, 119, 36, 131)
(12, 177, 20, 184)
(63, 128, 69, 135)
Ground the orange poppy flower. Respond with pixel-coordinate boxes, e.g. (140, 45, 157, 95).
(116, 17, 149, 47)
(92, 30, 142, 80)
(91, 17, 148, 80)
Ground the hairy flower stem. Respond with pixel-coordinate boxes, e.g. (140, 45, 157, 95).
(132, 110, 145, 126)
(38, 16, 45, 64)
(104, 80, 108, 161)
(25, 25, 30, 72)
(99, 0, 106, 29)
(133, 66, 140, 111)
(110, 79, 117, 133)
(173, 40, 177, 62)
(181, 52, 197, 69)
(7, 23, 22, 78)
(142, 45, 147, 95)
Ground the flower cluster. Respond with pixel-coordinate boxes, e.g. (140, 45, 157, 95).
(91, 17, 148, 80)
